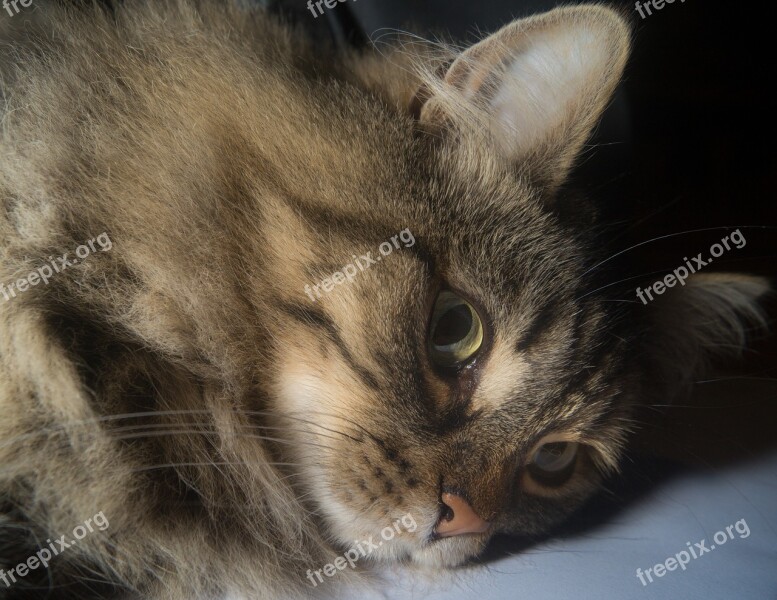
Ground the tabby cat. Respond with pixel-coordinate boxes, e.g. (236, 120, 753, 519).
(0, 1, 768, 599)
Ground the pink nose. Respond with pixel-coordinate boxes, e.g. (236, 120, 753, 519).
(435, 492, 490, 537)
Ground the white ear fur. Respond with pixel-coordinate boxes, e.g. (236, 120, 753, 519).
(488, 23, 620, 158)
(418, 6, 630, 189)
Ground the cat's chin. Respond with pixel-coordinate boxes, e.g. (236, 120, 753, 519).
(408, 534, 490, 569)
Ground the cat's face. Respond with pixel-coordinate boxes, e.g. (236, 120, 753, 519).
(276, 162, 633, 568)
(271, 6, 636, 568)
(267, 5, 766, 573)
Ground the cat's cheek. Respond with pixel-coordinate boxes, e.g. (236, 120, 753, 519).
(271, 356, 485, 567)
(274, 358, 324, 416)
(272, 341, 368, 427)
(271, 357, 375, 545)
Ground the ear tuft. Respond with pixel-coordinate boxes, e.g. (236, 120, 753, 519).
(649, 273, 771, 392)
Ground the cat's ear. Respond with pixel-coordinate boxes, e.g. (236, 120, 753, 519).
(649, 273, 771, 390)
(416, 6, 630, 191)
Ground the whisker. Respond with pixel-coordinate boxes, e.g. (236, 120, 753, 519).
(580, 225, 777, 278)
(0, 409, 362, 451)
(109, 429, 334, 451)
(131, 461, 299, 474)
(108, 422, 347, 445)
(575, 267, 675, 301)
(271, 409, 381, 444)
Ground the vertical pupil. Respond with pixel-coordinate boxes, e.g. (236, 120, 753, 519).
(433, 305, 472, 346)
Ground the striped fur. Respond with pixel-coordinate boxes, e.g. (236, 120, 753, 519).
(0, 1, 768, 598)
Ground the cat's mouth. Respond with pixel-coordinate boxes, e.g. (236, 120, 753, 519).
(345, 510, 492, 569)
(320, 493, 493, 569)
(410, 529, 492, 568)
(407, 492, 493, 566)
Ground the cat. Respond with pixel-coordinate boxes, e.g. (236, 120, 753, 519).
(0, 1, 768, 599)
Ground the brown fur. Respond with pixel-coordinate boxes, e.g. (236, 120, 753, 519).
(0, 2, 768, 599)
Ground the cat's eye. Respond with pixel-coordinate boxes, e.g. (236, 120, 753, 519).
(428, 291, 484, 368)
(528, 442, 579, 486)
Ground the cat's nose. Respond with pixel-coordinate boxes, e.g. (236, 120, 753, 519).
(435, 492, 490, 537)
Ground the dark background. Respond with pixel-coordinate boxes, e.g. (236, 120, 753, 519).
(283, 0, 777, 467)
(599, 0, 777, 467)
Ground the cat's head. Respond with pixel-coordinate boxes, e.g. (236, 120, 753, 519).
(268, 5, 768, 569)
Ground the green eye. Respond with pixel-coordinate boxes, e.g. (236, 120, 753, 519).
(428, 291, 484, 368)
(528, 442, 579, 486)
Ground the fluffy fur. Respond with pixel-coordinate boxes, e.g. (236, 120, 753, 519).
(0, 1, 768, 599)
